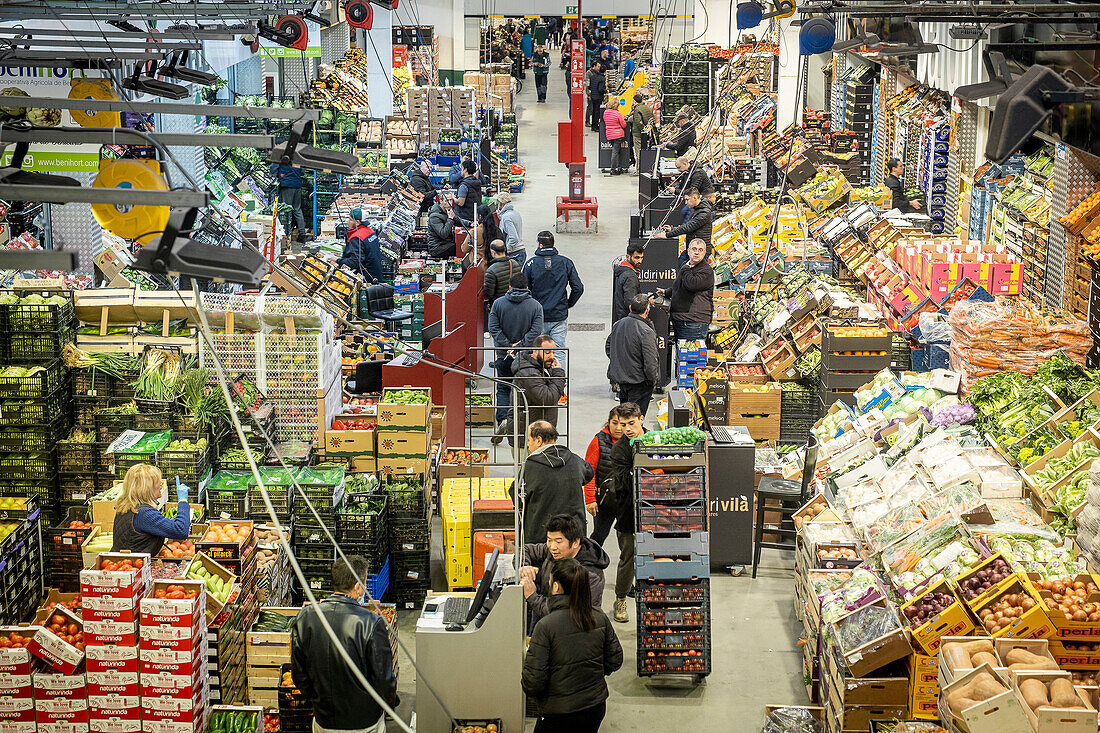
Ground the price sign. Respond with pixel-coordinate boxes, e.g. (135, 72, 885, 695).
(570, 38, 585, 97)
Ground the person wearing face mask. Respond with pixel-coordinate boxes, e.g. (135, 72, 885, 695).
(111, 463, 191, 554)
(291, 556, 398, 733)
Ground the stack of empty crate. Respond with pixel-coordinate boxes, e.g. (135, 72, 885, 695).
(335, 492, 390, 597)
(292, 479, 342, 603)
(819, 321, 892, 409)
(634, 442, 711, 680)
(384, 475, 428, 603)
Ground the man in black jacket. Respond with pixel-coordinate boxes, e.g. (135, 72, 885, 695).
(407, 158, 436, 214)
(611, 241, 644, 324)
(488, 273, 544, 431)
(605, 295, 659, 417)
(885, 157, 921, 213)
(483, 240, 516, 316)
(454, 159, 483, 223)
(672, 156, 715, 203)
(425, 197, 460, 259)
(609, 403, 645, 623)
(515, 421, 593, 545)
(659, 238, 714, 340)
(290, 556, 396, 733)
(586, 63, 607, 132)
(653, 187, 713, 259)
(519, 514, 609, 620)
(510, 335, 567, 443)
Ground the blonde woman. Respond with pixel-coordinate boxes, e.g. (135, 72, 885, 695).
(602, 95, 628, 175)
(111, 463, 191, 555)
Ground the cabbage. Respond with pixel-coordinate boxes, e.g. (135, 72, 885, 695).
(0, 88, 28, 117)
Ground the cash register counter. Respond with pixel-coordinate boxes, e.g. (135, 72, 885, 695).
(414, 584, 525, 732)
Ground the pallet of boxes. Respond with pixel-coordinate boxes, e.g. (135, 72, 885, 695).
(463, 71, 512, 113)
(633, 434, 711, 680)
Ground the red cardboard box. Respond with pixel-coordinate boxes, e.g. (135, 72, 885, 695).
(140, 581, 206, 625)
(0, 630, 36, 676)
(139, 626, 202, 653)
(143, 695, 204, 723)
(86, 670, 139, 698)
(89, 696, 140, 721)
(0, 672, 32, 696)
(84, 645, 139, 675)
(33, 670, 86, 699)
(27, 611, 85, 675)
(39, 717, 89, 726)
(80, 553, 151, 601)
(0, 696, 36, 722)
(0, 722, 36, 733)
(34, 698, 89, 723)
(89, 719, 141, 733)
(140, 669, 203, 695)
(83, 620, 138, 648)
(139, 647, 206, 678)
(83, 595, 138, 624)
(142, 721, 205, 733)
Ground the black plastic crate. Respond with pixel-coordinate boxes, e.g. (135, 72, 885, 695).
(0, 417, 69, 451)
(390, 549, 430, 586)
(638, 647, 710, 676)
(1, 291, 75, 332)
(72, 368, 113, 398)
(134, 410, 173, 432)
(156, 444, 212, 485)
(207, 488, 247, 519)
(637, 500, 707, 535)
(636, 468, 705, 501)
(336, 493, 387, 544)
(46, 506, 94, 555)
(0, 390, 68, 427)
(0, 360, 65, 398)
(58, 473, 99, 505)
(639, 578, 710, 604)
(639, 603, 709, 627)
(389, 517, 429, 552)
(389, 584, 430, 609)
(337, 541, 388, 574)
(6, 328, 74, 362)
(94, 410, 137, 442)
(73, 396, 110, 426)
(293, 540, 336, 560)
(0, 453, 55, 480)
(382, 478, 426, 518)
(640, 629, 708, 650)
(248, 483, 291, 520)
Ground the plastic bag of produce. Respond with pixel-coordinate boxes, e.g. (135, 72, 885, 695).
(761, 706, 825, 733)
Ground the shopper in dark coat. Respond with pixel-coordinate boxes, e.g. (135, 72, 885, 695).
(673, 156, 715, 201)
(510, 335, 567, 438)
(522, 557, 623, 733)
(659, 238, 714, 341)
(454, 159, 483, 223)
(654, 188, 713, 258)
(885, 157, 921, 212)
(611, 241, 644, 324)
(586, 64, 607, 132)
(273, 163, 310, 243)
(484, 240, 517, 310)
(522, 230, 583, 362)
(515, 421, 593, 545)
(488, 273, 544, 427)
(662, 112, 697, 157)
(338, 208, 383, 283)
(605, 295, 659, 417)
(291, 556, 397, 731)
(407, 159, 436, 214)
(425, 199, 459, 259)
(608, 404, 645, 624)
(583, 409, 622, 547)
(520, 514, 610, 620)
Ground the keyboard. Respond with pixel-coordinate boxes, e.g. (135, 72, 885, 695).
(442, 596, 472, 625)
(710, 426, 738, 443)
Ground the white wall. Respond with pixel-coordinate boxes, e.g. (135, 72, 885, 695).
(399, 0, 466, 71)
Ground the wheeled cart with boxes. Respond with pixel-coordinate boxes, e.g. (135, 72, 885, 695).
(634, 443, 711, 681)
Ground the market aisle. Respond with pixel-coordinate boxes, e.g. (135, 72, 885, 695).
(507, 66, 807, 728)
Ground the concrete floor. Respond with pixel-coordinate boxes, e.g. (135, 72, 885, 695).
(389, 55, 804, 731)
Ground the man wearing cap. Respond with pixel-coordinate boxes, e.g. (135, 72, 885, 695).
(338, 208, 383, 284)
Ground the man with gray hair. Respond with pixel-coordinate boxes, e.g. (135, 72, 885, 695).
(496, 191, 526, 265)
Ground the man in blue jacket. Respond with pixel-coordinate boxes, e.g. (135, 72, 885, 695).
(488, 272, 544, 431)
(522, 230, 584, 364)
(273, 163, 310, 245)
(338, 208, 383, 284)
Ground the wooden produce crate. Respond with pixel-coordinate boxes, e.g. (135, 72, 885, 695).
(727, 382, 781, 440)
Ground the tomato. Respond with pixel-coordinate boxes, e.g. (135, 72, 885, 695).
(49, 624, 61, 633)
(132, 558, 144, 569)
(63, 635, 74, 645)
(155, 590, 167, 599)
(50, 615, 65, 626)
(74, 642, 84, 651)
(101, 560, 117, 572)
(66, 624, 78, 636)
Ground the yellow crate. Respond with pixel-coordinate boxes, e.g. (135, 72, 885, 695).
(446, 551, 473, 590)
(476, 477, 512, 500)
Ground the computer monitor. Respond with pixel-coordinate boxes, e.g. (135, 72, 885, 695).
(465, 547, 499, 624)
(692, 389, 716, 435)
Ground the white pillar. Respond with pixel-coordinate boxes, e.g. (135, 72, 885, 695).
(693, 0, 735, 47)
(775, 14, 801, 129)
(359, 11, 394, 115)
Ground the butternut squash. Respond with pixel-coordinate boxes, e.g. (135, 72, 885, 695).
(1006, 648, 1059, 671)
(972, 652, 1000, 668)
(957, 639, 995, 655)
(942, 643, 974, 671)
(1019, 678, 1050, 711)
(1050, 678, 1080, 708)
(948, 672, 1007, 714)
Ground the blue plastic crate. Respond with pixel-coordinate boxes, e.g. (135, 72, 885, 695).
(928, 342, 951, 370)
(369, 555, 391, 601)
(911, 346, 928, 372)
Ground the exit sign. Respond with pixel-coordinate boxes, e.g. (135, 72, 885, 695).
(565, 5, 578, 14)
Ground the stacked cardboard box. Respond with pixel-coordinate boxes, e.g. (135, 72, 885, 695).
(462, 72, 512, 112)
(245, 608, 297, 709)
(405, 86, 476, 142)
(139, 579, 210, 733)
(376, 388, 432, 477)
(80, 552, 152, 733)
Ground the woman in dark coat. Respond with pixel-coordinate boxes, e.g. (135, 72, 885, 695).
(522, 557, 623, 733)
